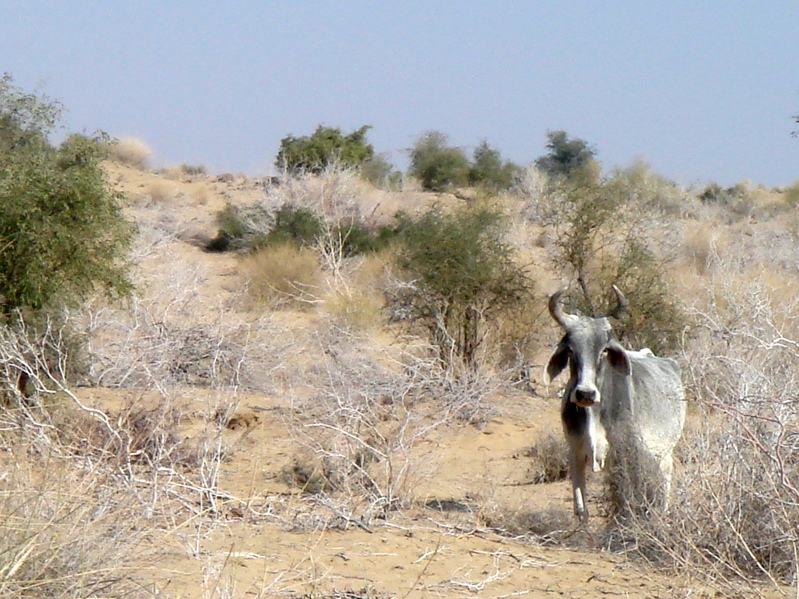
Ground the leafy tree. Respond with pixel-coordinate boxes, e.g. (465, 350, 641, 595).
(535, 130, 597, 179)
(275, 125, 392, 183)
(391, 204, 533, 368)
(0, 75, 133, 319)
(534, 162, 683, 354)
(408, 131, 471, 191)
(468, 140, 520, 190)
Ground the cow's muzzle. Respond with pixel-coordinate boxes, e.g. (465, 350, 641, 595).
(573, 387, 599, 407)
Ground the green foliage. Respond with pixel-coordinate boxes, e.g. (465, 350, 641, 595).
(0, 73, 62, 156)
(0, 76, 133, 318)
(698, 181, 750, 205)
(535, 130, 597, 179)
(214, 201, 399, 257)
(267, 203, 324, 248)
(469, 140, 521, 191)
(392, 204, 534, 367)
(408, 131, 471, 191)
(537, 161, 684, 354)
(275, 125, 392, 184)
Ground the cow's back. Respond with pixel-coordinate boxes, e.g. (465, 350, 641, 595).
(626, 351, 685, 458)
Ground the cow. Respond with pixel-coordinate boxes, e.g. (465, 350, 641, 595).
(545, 286, 685, 521)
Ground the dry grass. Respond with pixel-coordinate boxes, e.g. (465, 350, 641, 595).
(145, 179, 179, 206)
(103, 136, 152, 169)
(321, 286, 385, 331)
(0, 446, 153, 598)
(240, 243, 323, 309)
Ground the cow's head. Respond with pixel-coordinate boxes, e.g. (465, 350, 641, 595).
(546, 286, 631, 407)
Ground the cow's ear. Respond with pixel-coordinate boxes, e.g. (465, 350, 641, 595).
(546, 345, 570, 382)
(606, 341, 631, 376)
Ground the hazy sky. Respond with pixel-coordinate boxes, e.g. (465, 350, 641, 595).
(3, 1, 798, 186)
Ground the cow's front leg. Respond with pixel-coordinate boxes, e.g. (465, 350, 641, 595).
(568, 444, 589, 521)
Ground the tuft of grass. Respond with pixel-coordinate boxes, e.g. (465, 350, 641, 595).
(145, 179, 178, 206)
(322, 287, 384, 331)
(240, 243, 323, 308)
(0, 436, 153, 597)
(103, 136, 152, 169)
(480, 505, 575, 545)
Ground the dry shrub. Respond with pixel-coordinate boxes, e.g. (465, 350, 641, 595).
(103, 136, 151, 169)
(240, 243, 323, 308)
(190, 182, 209, 205)
(0, 394, 159, 598)
(0, 456, 151, 598)
(145, 179, 178, 206)
(493, 291, 550, 371)
(682, 222, 716, 275)
(288, 329, 501, 522)
(523, 432, 569, 484)
(480, 506, 575, 545)
(322, 286, 384, 331)
(614, 263, 799, 593)
(50, 397, 187, 469)
(79, 236, 294, 392)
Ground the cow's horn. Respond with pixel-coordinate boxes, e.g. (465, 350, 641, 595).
(548, 289, 573, 328)
(605, 285, 628, 319)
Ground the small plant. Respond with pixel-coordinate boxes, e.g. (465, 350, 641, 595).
(785, 180, 799, 207)
(264, 203, 324, 249)
(524, 433, 569, 484)
(535, 130, 597, 179)
(179, 162, 207, 176)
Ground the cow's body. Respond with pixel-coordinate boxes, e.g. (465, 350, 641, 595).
(547, 288, 685, 520)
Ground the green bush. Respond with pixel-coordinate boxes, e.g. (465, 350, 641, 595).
(214, 200, 401, 258)
(266, 203, 323, 248)
(391, 204, 534, 367)
(274, 124, 393, 185)
(698, 181, 750, 206)
(469, 140, 521, 191)
(408, 131, 471, 191)
(535, 130, 597, 179)
(0, 75, 133, 319)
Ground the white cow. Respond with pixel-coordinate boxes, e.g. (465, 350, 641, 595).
(546, 287, 686, 520)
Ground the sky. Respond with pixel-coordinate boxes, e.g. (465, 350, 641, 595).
(2, 1, 798, 187)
